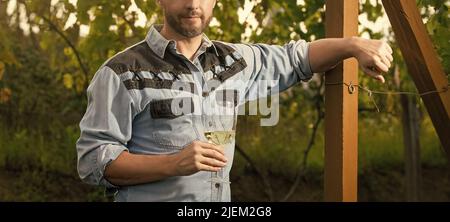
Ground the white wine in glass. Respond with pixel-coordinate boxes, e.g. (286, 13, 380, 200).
(204, 130, 235, 146)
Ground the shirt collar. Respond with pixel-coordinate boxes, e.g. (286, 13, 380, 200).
(145, 25, 219, 58)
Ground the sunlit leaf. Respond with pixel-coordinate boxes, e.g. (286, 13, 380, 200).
(63, 73, 74, 89)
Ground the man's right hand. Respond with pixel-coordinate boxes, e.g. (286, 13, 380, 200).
(171, 140, 228, 176)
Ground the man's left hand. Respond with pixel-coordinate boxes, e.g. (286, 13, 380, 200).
(350, 37, 394, 83)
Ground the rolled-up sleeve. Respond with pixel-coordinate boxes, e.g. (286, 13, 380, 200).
(76, 66, 136, 188)
(230, 40, 313, 103)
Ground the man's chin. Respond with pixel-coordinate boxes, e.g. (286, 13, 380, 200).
(179, 27, 204, 38)
(182, 31, 203, 38)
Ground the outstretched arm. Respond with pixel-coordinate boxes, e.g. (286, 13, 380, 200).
(309, 37, 393, 83)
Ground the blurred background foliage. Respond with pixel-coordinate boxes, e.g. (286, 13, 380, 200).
(0, 0, 448, 201)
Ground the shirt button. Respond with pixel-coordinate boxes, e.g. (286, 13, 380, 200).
(215, 183, 220, 188)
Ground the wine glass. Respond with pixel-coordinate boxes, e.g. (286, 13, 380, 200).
(204, 97, 237, 201)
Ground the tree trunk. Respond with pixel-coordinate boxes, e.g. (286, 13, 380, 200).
(400, 95, 422, 202)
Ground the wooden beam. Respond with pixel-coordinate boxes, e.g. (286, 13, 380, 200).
(382, 0, 450, 160)
(324, 0, 359, 202)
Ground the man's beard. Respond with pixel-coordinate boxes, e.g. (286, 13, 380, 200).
(165, 10, 212, 38)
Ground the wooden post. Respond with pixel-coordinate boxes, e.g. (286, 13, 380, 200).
(324, 0, 359, 202)
(382, 0, 450, 159)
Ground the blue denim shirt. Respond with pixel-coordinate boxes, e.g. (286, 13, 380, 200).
(76, 25, 313, 202)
